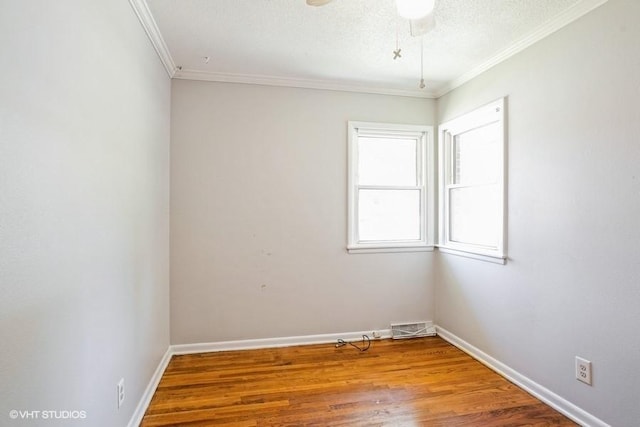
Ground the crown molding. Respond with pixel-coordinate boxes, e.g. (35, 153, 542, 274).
(174, 69, 438, 99)
(131, 0, 607, 99)
(434, 0, 610, 98)
(128, 0, 177, 77)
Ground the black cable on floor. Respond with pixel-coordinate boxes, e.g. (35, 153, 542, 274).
(335, 335, 371, 352)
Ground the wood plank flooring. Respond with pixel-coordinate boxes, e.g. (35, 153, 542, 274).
(141, 336, 576, 426)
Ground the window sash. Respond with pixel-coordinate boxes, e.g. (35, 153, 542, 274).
(348, 122, 434, 253)
(357, 136, 419, 186)
(438, 98, 506, 262)
(357, 188, 424, 243)
(446, 184, 500, 249)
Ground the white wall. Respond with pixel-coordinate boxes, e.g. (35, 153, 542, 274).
(435, 0, 640, 425)
(5, 0, 634, 424)
(170, 80, 436, 344)
(0, 1, 170, 426)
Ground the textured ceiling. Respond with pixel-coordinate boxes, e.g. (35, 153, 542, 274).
(145, 0, 598, 97)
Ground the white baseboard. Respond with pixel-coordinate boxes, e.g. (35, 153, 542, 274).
(436, 326, 610, 427)
(128, 327, 609, 427)
(127, 347, 172, 427)
(127, 329, 391, 425)
(171, 329, 391, 355)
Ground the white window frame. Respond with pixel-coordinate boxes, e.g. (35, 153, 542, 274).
(347, 121, 434, 254)
(438, 98, 507, 264)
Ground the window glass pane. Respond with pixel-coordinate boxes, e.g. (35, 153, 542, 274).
(358, 189, 420, 241)
(449, 185, 499, 248)
(358, 137, 417, 186)
(453, 121, 500, 185)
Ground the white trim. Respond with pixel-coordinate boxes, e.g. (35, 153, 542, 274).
(437, 246, 506, 264)
(128, 0, 607, 98)
(128, 0, 177, 77)
(127, 327, 608, 426)
(438, 98, 506, 261)
(348, 245, 434, 254)
(435, 0, 609, 97)
(126, 347, 172, 427)
(347, 122, 435, 253)
(126, 330, 391, 425)
(436, 326, 610, 427)
(171, 329, 392, 355)
(174, 69, 437, 99)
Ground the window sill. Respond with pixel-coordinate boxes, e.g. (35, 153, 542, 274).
(347, 245, 435, 254)
(437, 246, 507, 264)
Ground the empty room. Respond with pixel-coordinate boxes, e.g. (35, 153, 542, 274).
(1, 0, 639, 426)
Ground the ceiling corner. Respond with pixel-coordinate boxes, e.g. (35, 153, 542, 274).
(435, 0, 610, 98)
(173, 68, 438, 99)
(128, 0, 178, 77)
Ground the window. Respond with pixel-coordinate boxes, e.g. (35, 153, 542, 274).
(438, 98, 506, 263)
(348, 121, 434, 253)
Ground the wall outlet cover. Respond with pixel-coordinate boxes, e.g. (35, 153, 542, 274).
(575, 357, 592, 385)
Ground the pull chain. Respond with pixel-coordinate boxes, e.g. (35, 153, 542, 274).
(393, 19, 402, 60)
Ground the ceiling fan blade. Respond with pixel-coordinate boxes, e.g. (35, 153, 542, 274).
(306, 0, 333, 6)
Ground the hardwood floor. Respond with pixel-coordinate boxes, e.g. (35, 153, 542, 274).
(141, 337, 576, 426)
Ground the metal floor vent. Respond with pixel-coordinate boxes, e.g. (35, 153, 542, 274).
(391, 321, 436, 339)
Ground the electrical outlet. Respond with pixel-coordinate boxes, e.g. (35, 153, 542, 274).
(372, 331, 382, 339)
(117, 378, 125, 408)
(575, 357, 592, 385)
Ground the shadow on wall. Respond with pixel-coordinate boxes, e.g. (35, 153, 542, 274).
(434, 251, 525, 356)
